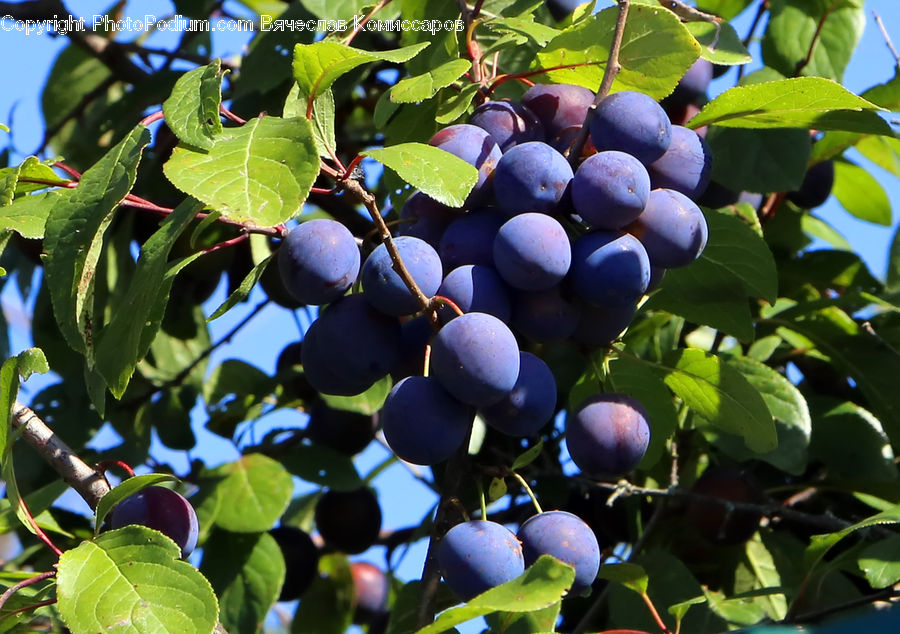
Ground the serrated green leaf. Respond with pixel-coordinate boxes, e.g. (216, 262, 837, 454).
(164, 116, 319, 227)
(93, 474, 181, 535)
(436, 83, 481, 124)
(94, 198, 202, 398)
(283, 82, 337, 159)
(0, 190, 60, 239)
(362, 143, 478, 207)
(858, 533, 900, 589)
(535, 3, 700, 99)
(804, 504, 900, 570)
(208, 256, 272, 322)
(416, 556, 576, 634)
(663, 349, 776, 452)
(390, 59, 471, 104)
(206, 454, 293, 532)
(56, 525, 218, 634)
(668, 594, 707, 621)
(201, 529, 285, 634)
(280, 443, 364, 491)
(801, 213, 851, 251)
(162, 60, 224, 151)
(689, 77, 891, 134)
(511, 440, 544, 470)
(292, 41, 430, 101)
(808, 399, 897, 482)
(832, 159, 892, 226)
(687, 21, 751, 65)
(598, 562, 649, 594)
(44, 125, 150, 358)
(487, 15, 560, 46)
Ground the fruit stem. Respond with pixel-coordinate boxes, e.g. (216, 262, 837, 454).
(342, 0, 393, 46)
(96, 459, 136, 478)
(476, 479, 488, 519)
(568, 0, 630, 166)
(139, 110, 165, 127)
(510, 471, 543, 515)
(640, 590, 672, 634)
(219, 104, 247, 125)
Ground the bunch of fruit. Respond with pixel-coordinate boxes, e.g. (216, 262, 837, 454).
(275, 81, 712, 600)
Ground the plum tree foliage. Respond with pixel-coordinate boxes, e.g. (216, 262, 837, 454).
(1, 0, 900, 633)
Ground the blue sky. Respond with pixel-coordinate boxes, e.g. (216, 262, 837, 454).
(1, 1, 899, 631)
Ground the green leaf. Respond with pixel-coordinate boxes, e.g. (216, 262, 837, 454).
(597, 562, 650, 594)
(0, 190, 60, 238)
(535, 3, 700, 100)
(284, 83, 337, 159)
(808, 399, 897, 482)
(416, 556, 576, 634)
(206, 454, 293, 532)
(858, 533, 900, 589)
(486, 15, 560, 46)
(0, 480, 67, 533)
(489, 477, 508, 502)
(511, 440, 544, 470)
(94, 198, 203, 398)
(832, 159, 892, 226)
(390, 59, 471, 104)
(741, 538, 788, 620)
(695, 0, 753, 20)
(706, 127, 810, 193)
(668, 595, 707, 622)
(56, 525, 218, 634)
(298, 0, 372, 21)
(292, 41, 430, 101)
(804, 504, 900, 570)
(164, 116, 319, 227)
(321, 375, 392, 415)
(362, 143, 478, 207)
(200, 529, 285, 634)
(43, 125, 150, 358)
(280, 443, 364, 491)
(688, 77, 891, 134)
(686, 22, 752, 65)
(292, 553, 354, 634)
(762, 0, 864, 83)
(93, 474, 180, 535)
(436, 83, 481, 124)
(208, 255, 272, 322)
(162, 60, 224, 151)
(663, 349, 776, 453)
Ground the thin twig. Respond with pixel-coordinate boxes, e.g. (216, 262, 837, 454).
(794, 7, 832, 76)
(568, 0, 630, 165)
(874, 11, 900, 72)
(0, 570, 56, 615)
(343, 0, 393, 45)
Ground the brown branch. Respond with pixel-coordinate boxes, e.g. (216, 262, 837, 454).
(568, 0, 630, 166)
(874, 11, 900, 72)
(11, 402, 110, 509)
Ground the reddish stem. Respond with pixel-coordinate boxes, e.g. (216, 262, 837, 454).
(344, 0, 393, 45)
(0, 571, 56, 615)
(204, 233, 250, 255)
(640, 592, 672, 634)
(18, 498, 62, 558)
(139, 110, 165, 127)
(96, 459, 136, 478)
(431, 295, 464, 318)
(4, 598, 57, 619)
(16, 178, 77, 189)
(219, 104, 247, 125)
(487, 61, 606, 95)
(310, 186, 339, 195)
(342, 155, 365, 180)
(53, 162, 82, 180)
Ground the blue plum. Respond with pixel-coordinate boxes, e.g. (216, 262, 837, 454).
(306, 401, 375, 456)
(270, 526, 320, 601)
(570, 231, 650, 306)
(382, 376, 474, 465)
(301, 318, 376, 396)
(522, 84, 595, 137)
(109, 486, 199, 558)
(512, 286, 581, 343)
(390, 315, 433, 381)
(469, 100, 545, 151)
(438, 520, 525, 601)
(647, 126, 712, 199)
(565, 393, 651, 477)
(517, 510, 600, 595)
(787, 160, 834, 209)
(431, 312, 520, 407)
(429, 124, 502, 202)
(590, 91, 672, 165)
(396, 191, 458, 248)
(571, 301, 637, 347)
(439, 208, 505, 270)
(481, 352, 558, 437)
(493, 142, 574, 216)
(627, 188, 708, 269)
(314, 487, 382, 554)
(572, 151, 651, 229)
(436, 264, 512, 322)
(493, 213, 571, 290)
(667, 58, 714, 106)
(277, 219, 360, 305)
(362, 236, 443, 316)
(545, 0, 586, 20)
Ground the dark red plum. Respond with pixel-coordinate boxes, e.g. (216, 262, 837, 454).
(512, 286, 581, 343)
(570, 231, 650, 307)
(438, 520, 525, 601)
(590, 91, 672, 165)
(571, 301, 637, 347)
(572, 151, 651, 229)
(517, 510, 600, 595)
(109, 486, 199, 558)
(396, 191, 458, 248)
(493, 213, 571, 291)
(686, 465, 765, 545)
(270, 525, 320, 601)
(431, 312, 520, 407)
(647, 126, 712, 199)
(481, 352, 558, 437)
(429, 124, 502, 202)
(311, 294, 402, 387)
(361, 236, 443, 316)
(469, 100, 545, 151)
(522, 84, 595, 137)
(627, 189, 708, 269)
(437, 264, 512, 322)
(306, 401, 376, 456)
(439, 208, 505, 270)
(565, 393, 651, 477)
(314, 487, 382, 554)
(493, 142, 574, 216)
(787, 160, 835, 209)
(277, 219, 360, 306)
(350, 562, 390, 624)
(382, 375, 474, 465)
